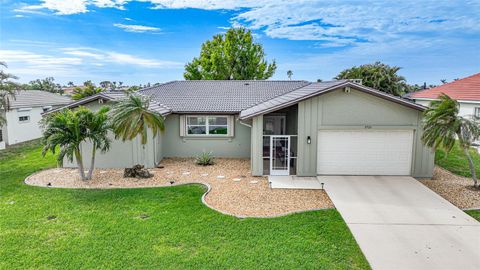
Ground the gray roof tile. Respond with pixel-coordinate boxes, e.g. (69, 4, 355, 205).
(8, 90, 71, 109)
(139, 80, 310, 113)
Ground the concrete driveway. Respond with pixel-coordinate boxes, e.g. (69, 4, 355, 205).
(320, 175, 480, 270)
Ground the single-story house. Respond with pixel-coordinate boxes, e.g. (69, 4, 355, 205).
(0, 90, 71, 150)
(55, 80, 434, 178)
(407, 73, 480, 118)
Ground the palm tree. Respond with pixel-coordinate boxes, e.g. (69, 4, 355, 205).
(72, 84, 104, 100)
(0, 61, 20, 125)
(80, 106, 111, 180)
(110, 94, 164, 146)
(42, 107, 111, 180)
(422, 94, 480, 187)
(287, 70, 293, 80)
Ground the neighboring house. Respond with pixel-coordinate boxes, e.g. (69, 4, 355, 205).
(407, 73, 480, 118)
(0, 90, 71, 150)
(54, 80, 434, 178)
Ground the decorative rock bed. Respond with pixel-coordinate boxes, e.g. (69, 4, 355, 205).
(25, 158, 334, 217)
(420, 166, 480, 209)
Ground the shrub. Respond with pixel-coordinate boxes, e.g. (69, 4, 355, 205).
(196, 151, 214, 166)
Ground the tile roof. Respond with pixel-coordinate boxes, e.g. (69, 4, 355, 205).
(408, 73, 480, 101)
(139, 80, 310, 113)
(46, 90, 172, 116)
(8, 90, 71, 109)
(239, 80, 425, 119)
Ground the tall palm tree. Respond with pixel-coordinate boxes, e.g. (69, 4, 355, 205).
(110, 94, 165, 145)
(42, 107, 111, 180)
(80, 106, 111, 180)
(0, 61, 20, 125)
(422, 94, 480, 187)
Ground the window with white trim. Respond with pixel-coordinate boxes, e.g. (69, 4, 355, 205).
(186, 115, 229, 136)
(475, 107, 480, 118)
(19, 116, 30, 122)
(0, 129, 3, 142)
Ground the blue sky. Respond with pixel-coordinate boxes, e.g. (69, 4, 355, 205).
(1, 0, 479, 86)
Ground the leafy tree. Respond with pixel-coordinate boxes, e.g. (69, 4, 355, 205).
(26, 77, 62, 94)
(110, 94, 164, 146)
(100, 81, 112, 89)
(42, 107, 111, 180)
(67, 81, 75, 87)
(422, 94, 480, 187)
(287, 70, 293, 80)
(72, 84, 104, 100)
(0, 61, 20, 125)
(184, 27, 276, 80)
(335, 61, 411, 96)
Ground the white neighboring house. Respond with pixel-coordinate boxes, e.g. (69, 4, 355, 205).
(0, 90, 71, 150)
(407, 73, 480, 118)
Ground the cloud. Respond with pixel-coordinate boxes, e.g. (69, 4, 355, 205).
(0, 46, 183, 83)
(17, 1, 480, 48)
(113, 23, 161, 33)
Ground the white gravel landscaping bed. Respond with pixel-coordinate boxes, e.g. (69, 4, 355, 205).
(25, 158, 334, 217)
(420, 166, 480, 209)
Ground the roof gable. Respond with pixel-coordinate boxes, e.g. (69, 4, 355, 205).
(239, 81, 425, 119)
(409, 73, 480, 101)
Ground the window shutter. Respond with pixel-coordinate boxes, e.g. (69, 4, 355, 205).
(179, 115, 186, 136)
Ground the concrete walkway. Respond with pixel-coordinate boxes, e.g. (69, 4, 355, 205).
(321, 175, 480, 270)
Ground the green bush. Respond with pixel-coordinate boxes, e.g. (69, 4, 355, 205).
(196, 151, 214, 166)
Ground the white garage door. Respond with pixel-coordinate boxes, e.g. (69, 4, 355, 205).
(317, 130, 414, 175)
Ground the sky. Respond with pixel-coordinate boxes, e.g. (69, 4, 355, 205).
(0, 0, 479, 86)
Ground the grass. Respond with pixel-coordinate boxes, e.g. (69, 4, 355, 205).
(466, 210, 480, 221)
(0, 141, 370, 269)
(435, 142, 480, 178)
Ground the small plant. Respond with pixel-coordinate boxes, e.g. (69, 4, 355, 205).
(196, 151, 214, 166)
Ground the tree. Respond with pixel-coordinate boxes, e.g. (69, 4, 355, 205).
(287, 70, 293, 80)
(26, 77, 62, 94)
(42, 107, 111, 180)
(72, 84, 104, 100)
(335, 61, 411, 96)
(100, 81, 112, 89)
(184, 27, 276, 80)
(67, 81, 75, 87)
(422, 94, 480, 187)
(0, 61, 20, 125)
(110, 94, 164, 146)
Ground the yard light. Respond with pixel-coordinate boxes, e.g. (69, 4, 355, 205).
(307, 136, 311, 144)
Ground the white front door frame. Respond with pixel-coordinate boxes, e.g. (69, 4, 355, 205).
(270, 135, 290, 176)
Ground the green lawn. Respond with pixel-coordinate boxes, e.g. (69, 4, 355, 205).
(466, 210, 480, 221)
(0, 141, 370, 269)
(435, 143, 480, 178)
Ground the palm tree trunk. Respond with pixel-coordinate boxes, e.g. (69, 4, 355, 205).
(87, 144, 96, 180)
(463, 147, 478, 187)
(75, 148, 86, 181)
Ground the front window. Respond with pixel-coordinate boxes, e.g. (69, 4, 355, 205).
(475, 107, 480, 118)
(186, 116, 228, 136)
(19, 116, 30, 122)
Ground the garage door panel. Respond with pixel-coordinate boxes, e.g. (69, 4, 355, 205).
(317, 130, 413, 175)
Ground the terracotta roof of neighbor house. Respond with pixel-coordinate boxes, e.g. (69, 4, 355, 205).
(239, 81, 425, 119)
(408, 73, 480, 101)
(139, 80, 310, 113)
(7, 90, 71, 109)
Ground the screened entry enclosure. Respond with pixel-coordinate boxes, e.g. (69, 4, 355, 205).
(262, 105, 298, 175)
